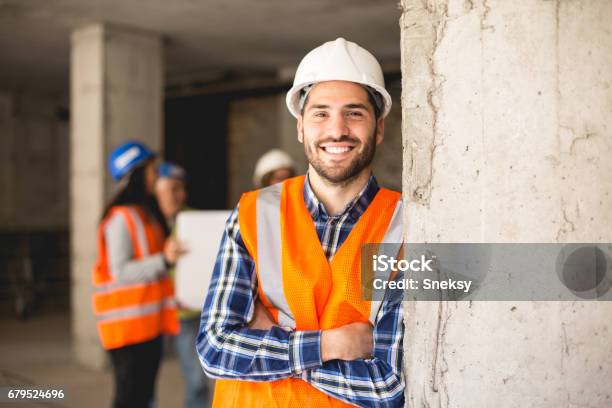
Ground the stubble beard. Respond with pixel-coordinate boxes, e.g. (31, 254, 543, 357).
(303, 125, 377, 187)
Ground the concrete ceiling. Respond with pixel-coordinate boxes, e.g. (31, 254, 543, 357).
(0, 0, 402, 94)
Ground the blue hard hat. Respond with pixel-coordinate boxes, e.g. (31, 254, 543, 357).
(158, 162, 186, 181)
(108, 141, 155, 181)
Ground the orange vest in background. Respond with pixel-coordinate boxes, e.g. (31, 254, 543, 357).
(92, 205, 179, 350)
(212, 176, 402, 408)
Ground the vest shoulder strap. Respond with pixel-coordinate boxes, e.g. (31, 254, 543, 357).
(107, 205, 151, 258)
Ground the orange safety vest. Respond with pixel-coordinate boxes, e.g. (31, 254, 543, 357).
(92, 205, 179, 350)
(212, 176, 402, 408)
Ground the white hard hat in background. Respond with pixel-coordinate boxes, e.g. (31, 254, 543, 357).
(285, 37, 392, 118)
(253, 149, 296, 188)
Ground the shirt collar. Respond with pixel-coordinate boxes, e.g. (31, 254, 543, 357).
(303, 172, 380, 222)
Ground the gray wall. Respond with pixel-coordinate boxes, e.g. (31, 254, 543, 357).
(0, 90, 69, 230)
(227, 95, 280, 206)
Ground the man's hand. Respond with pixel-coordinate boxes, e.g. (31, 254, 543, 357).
(248, 299, 276, 330)
(321, 322, 373, 362)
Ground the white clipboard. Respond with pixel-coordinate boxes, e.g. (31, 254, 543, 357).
(175, 210, 231, 311)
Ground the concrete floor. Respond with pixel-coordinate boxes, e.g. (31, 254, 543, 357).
(0, 312, 209, 407)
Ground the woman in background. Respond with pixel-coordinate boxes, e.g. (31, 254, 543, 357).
(92, 141, 184, 408)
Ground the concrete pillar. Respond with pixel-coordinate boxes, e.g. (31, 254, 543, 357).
(400, 0, 612, 406)
(70, 23, 163, 368)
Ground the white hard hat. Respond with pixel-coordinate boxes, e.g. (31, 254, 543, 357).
(286, 37, 392, 118)
(253, 149, 296, 188)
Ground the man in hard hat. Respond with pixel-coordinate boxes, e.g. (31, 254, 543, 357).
(197, 38, 404, 407)
(155, 162, 210, 408)
(253, 149, 297, 188)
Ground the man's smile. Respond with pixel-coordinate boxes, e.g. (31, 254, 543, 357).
(318, 141, 358, 158)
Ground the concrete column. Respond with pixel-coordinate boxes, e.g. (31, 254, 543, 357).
(400, 0, 612, 406)
(70, 23, 163, 368)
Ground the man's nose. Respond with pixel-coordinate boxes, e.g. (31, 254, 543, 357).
(326, 113, 350, 139)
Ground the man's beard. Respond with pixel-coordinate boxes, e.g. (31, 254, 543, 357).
(303, 126, 377, 186)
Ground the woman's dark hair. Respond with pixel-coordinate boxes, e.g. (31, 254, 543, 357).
(101, 160, 169, 237)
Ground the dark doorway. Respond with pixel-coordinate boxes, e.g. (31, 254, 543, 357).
(164, 94, 229, 209)
(164, 82, 289, 210)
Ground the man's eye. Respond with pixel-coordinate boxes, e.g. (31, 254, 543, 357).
(313, 111, 327, 118)
(346, 111, 364, 117)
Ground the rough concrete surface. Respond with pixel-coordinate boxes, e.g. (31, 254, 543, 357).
(400, 0, 612, 406)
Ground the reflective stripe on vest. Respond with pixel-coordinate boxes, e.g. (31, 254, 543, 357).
(97, 297, 177, 322)
(93, 277, 176, 315)
(92, 205, 179, 350)
(256, 183, 296, 328)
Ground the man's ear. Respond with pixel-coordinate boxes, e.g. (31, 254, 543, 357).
(297, 116, 304, 144)
(375, 117, 385, 145)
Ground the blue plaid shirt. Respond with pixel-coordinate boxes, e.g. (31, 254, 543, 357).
(196, 174, 405, 407)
